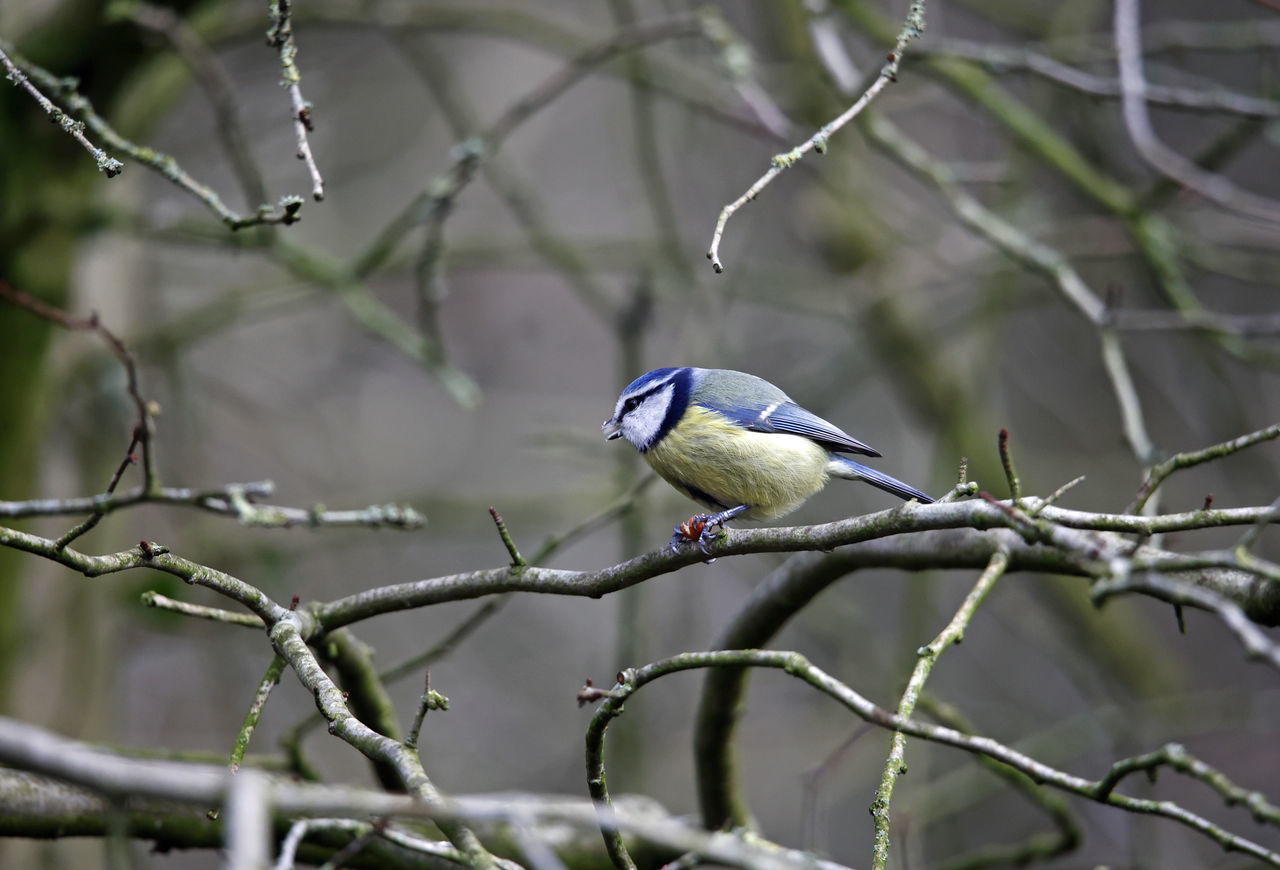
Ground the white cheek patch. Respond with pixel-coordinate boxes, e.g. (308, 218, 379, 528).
(623, 383, 674, 450)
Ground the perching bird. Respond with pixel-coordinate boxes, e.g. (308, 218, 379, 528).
(602, 367, 933, 551)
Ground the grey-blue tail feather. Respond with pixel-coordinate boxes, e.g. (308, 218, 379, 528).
(829, 456, 933, 503)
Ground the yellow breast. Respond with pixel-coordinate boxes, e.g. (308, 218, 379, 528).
(643, 406, 831, 520)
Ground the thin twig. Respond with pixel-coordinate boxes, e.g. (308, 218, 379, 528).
(1094, 742, 1280, 826)
(1128, 422, 1280, 513)
(0, 280, 162, 549)
(485, 17, 703, 150)
(489, 507, 527, 568)
(141, 591, 263, 627)
(231, 655, 287, 772)
(318, 11, 712, 407)
(0, 43, 123, 176)
(800, 725, 875, 853)
(267, 0, 324, 200)
(274, 818, 514, 870)
(318, 821, 383, 870)
(385, 15, 707, 337)
(871, 547, 1010, 870)
(1100, 327, 1157, 467)
(706, 2, 926, 272)
(1047, 18, 1280, 62)
(1029, 476, 1086, 518)
(1, 39, 302, 228)
(1236, 496, 1280, 552)
(696, 7, 794, 139)
(853, 114, 1166, 484)
(52, 428, 143, 551)
(280, 481, 657, 748)
(406, 672, 449, 751)
(0, 280, 156, 489)
(126, 2, 268, 207)
(998, 428, 1021, 502)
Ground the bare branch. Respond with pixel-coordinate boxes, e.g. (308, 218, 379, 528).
(589, 650, 1280, 865)
(0, 43, 122, 176)
(873, 547, 1010, 869)
(141, 591, 262, 627)
(1129, 422, 1280, 513)
(0, 39, 302, 227)
(0, 279, 157, 492)
(1092, 572, 1280, 673)
(125, 2, 269, 207)
(1094, 742, 1280, 826)
(1114, 0, 1280, 224)
(0, 721, 833, 870)
(267, 0, 325, 201)
(230, 656, 287, 773)
(706, 2, 927, 272)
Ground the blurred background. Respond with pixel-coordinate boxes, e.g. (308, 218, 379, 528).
(2, 0, 1280, 867)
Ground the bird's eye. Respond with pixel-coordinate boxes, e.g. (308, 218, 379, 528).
(622, 397, 640, 413)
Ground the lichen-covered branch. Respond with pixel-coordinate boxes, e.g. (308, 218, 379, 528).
(0, 39, 302, 228)
(0, 43, 123, 176)
(267, 0, 325, 201)
(230, 655, 287, 773)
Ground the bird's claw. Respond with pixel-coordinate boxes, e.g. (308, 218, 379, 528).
(670, 514, 721, 558)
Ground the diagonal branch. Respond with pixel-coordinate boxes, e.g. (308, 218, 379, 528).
(0, 39, 302, 228)
(872, 546, 1010, 869)
(0, 43, 122, 176)
(706, 1, 927, 272)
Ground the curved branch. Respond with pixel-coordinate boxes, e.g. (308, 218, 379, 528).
(590, 651, 1280, 865)
(691, 523, 1280, 829)
(0, 525, 288, 625)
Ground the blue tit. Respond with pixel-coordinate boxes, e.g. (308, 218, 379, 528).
(602, 367, 933, 551)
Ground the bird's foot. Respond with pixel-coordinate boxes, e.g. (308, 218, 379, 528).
(670, 505, 749, 558)
(670, 514, 720, 556)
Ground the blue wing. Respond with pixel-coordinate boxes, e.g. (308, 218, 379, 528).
(696, 397, 882, 457)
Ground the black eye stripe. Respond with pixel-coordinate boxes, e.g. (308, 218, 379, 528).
(621, 381, 671, 415)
